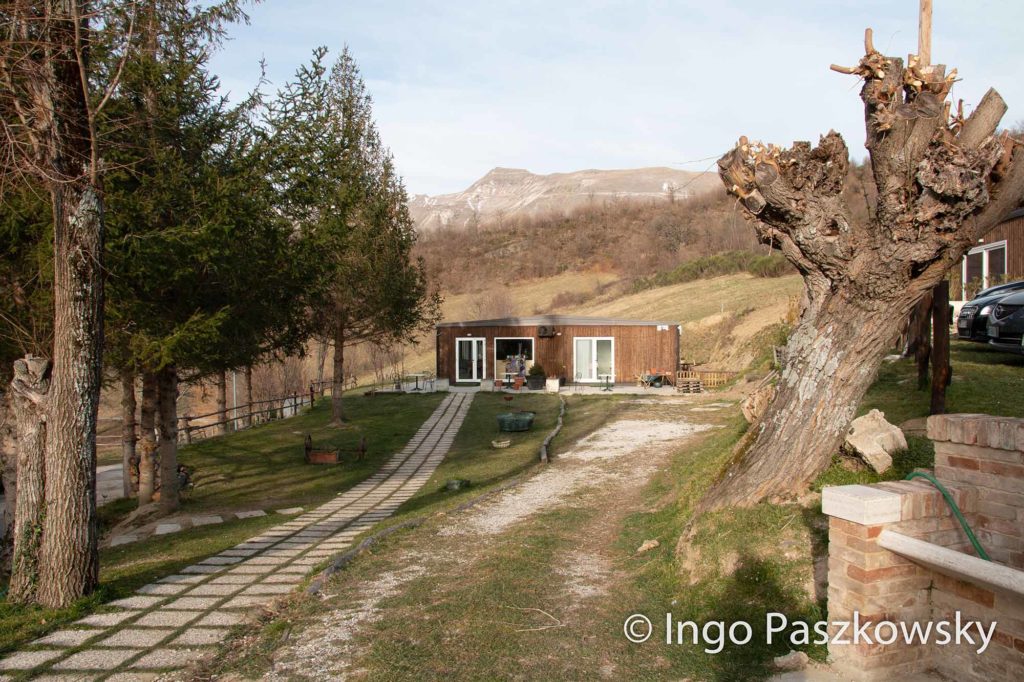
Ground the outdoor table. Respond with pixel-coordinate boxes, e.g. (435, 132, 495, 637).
(404, 372, 429, 391)
(599, 374, 613, 392)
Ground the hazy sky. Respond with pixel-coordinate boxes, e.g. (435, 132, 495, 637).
(209, 1, 1024, 196)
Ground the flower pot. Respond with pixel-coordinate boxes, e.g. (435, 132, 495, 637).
(526, 375, 546, 390)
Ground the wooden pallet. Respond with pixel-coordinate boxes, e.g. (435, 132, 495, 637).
(676, 378, 703, 394)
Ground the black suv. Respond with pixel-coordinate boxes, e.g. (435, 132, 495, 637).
(957, 280, 1024, 342)
(985, 290, 1024, 353)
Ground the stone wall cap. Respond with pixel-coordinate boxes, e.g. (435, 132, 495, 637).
(822, 484, 902, 525)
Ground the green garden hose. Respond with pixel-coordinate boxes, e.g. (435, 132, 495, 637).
(904, 471, 991, 561)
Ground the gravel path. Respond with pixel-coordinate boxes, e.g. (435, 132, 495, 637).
(0, 392, 473, 681)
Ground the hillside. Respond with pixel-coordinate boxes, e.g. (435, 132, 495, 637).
(409, 166, 722, 232)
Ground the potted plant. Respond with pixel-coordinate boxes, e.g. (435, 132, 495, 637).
(526, 363, 547, 390)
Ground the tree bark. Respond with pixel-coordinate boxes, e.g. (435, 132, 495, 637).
(0, 389, 16, 571)
(215, 369, 228, 435)
(914, 292, 933, 390)
(37, 179, 105, 608)
(138, 372, 158, 505)
(121, 369, 137, 497)
(931, 280, 951, 414)
(7, 357, 50, 603)
(700, 34, 1024, 512)
(243, 365, 253, 429)
(157, 365, 179, 514)
(331, 322, 346, 423)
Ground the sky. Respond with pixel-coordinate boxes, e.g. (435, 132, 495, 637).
(208, 1, 1024, 196)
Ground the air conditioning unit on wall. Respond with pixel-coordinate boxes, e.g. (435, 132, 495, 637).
(537, 326, 557, 338)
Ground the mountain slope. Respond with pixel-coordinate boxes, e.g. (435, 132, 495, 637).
(409, 166, 721, 231)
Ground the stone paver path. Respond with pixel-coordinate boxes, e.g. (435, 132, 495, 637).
(0, 392, 473, 681)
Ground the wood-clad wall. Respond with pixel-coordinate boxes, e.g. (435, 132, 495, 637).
(435, 324, 680, 384)
(956, 215, 1024, 298)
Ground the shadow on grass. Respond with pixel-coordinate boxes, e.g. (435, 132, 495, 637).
(673, 555, 826, 681)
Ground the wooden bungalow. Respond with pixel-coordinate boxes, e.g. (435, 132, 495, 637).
(435, 315, 681, 386)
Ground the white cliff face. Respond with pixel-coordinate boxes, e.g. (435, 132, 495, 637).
(408, 166, 722, 231)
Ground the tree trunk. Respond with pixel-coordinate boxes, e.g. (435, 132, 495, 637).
(36, 178, 105, 608)
(701, 33, 1024, 511)
(157, 365, 179, 514)
(331, 322, 346, 423)
(316, 339, 328, 386)
(703, 298, 900, 509)
(121, 369, 137, 497)
(138, 372, 158, 505)
(914, 292, 933, 390)
(215, 369, 228, 435)
(931, 280, 951, 414)
(7, 357, 50, 603)
(243, 365, 253, 429)
(0, 390, 17, 571)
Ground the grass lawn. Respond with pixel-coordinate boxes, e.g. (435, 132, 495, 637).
(178, 391, 444, 512)
(860, 340, 1024, 425)
(0, 391, 445, 655)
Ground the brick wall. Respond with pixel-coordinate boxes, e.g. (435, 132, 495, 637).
(821, 414, 1024, 681)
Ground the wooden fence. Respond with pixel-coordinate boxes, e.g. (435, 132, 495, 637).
(96, 382, 330, 453)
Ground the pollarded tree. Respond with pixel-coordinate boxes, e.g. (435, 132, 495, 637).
(697, 29, 1024, 513)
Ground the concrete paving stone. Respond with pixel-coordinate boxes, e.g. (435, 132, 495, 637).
(209, 574, 258, 585)
(137, 583, 188, 596)
(106, 673, 160, 681)
(108, 596, 165, 610)
(180, 564, 223, 575)
(163, 596, 220, 610)
(228, 564, 273, 574)
(110, 535, 138, 547)
(98, 628, 174, 648)
(171, 628, 229, 646)
(242, 584, 294, 595)
(260, 574, 304, 584)
(0, 649, 67, 670)
(53, 648, 141, 671)
(275, 507, 303, 514)
(194, 611, 244, 627)
(290, 558, 322, 566)
(234, 510, 266, 519)
(75, 611, 136, 627)
(130, 647, 208, 669)
(234, 542, 272, 550)
(262, 548, 301, 558)
(30, 675, 95, 681)
(134, 610, 201, 628)
(153, 523, 182, 535)
(221, 595, 271, 609)
(185, 583, 243, 596)
(190, 515, 222, 526)
(157, 574, 205, 585)
(219, 549, 258, 557)
(245, 556, 288, 566)
(199, 556, 242, 566)
(32, 629, 98, 647)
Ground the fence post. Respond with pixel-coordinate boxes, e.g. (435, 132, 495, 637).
(182, 415, 192, 444)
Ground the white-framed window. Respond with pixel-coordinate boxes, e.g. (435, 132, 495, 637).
(455, 337, 486, 382)
(493, 337, 534, 381)
(963, 240, 1007, 296)
(573, 337, 614, 382)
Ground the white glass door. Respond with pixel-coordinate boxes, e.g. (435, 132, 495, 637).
(456, 338, 486, 382)
(574, 337, 614, 382)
